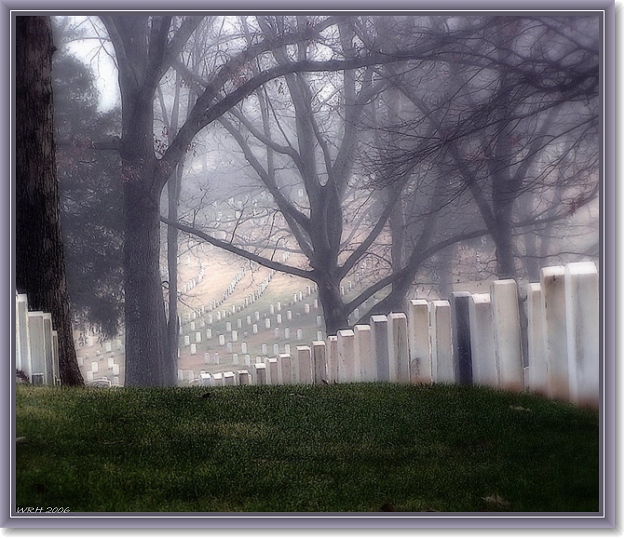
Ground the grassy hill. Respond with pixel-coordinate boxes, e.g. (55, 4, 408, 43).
(15, 383, 599, 513)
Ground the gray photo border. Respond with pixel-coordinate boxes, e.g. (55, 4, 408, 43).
(2, 0, 618, 532)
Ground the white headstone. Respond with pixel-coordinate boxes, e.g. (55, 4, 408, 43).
(526, 284, 547, 395)
(337, 329, 356, 383)
(266, 358, 278, 385)
(279, 354, 293, 385)
(565, 262, 599, 407)
(429, 301, 454, 384)
(327, 336, 338, 383)
(492, 279, 524, 392)
(408, 300, 432, 384)
(296, 346, 313, 384)
(312, 341, 327, 384)
(254, 363, 267, 385)
(370, 315, 390, 382)
(469, 293, 499, 388)
(354, 324, 373, 382)
(388, 313, 410, 383)
(539, 267, 569, 400)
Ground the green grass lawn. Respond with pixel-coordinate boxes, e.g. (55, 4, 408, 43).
(15, 383, 600, 513)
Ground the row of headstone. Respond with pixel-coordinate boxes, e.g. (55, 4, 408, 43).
(179, 263, 599, 407)
(15, 293, 59, 386)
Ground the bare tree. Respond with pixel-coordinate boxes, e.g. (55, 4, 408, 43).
(99, 14, 449, 384)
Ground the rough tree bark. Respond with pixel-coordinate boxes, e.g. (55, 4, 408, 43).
(16, 16, 83, 386)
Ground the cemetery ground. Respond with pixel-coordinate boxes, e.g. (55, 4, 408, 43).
(15, 382, 599, 513)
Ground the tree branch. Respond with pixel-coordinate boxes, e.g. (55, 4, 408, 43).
(160, 216, 315, 281)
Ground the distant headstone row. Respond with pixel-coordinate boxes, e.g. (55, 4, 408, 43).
(180, 262, 600, 408)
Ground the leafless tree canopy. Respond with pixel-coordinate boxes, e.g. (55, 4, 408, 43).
(49, 14, 600, 386)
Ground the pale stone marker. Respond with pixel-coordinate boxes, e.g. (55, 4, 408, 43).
(238, 370, 250, 385)
(429, 301, 454, 384)
(327, 335, 338, 383)
(224, 371, 236, 385)
(108, 357, 115, 369)
(28, 312, 49, 384)
(539, 267, 569, 399)
(198, 373, 211, 386)
(91, 361, 99, 373)
(388, 313, 410, 383)
(526, 283, 547, 395)
(492, 279, 524, 392)
(254, 363, 267, 385)
(184, 335, 190, 346)
(196, 332, 202, 343)
(112, 364, 120, 376)
(468, 293, 499, 388)
(279, 354, 293, 384)
(312, 341, 327, 384)
(16, 294, 32, 377)
(296, 346, 313, 384)
(565, 262, 599, 407)
(267, 358, 279, 385)
(337, 329, 356, 383)
(408, 300, 431, 383)
(450, 292, 473, 385)
(354, 324, 373, 382)
(370, 315, 390, 382)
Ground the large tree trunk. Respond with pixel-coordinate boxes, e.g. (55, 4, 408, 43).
(15, 16, 83, 386)
(166, 166, 181, 377)
(316, 276, 350, 336)
(123, 178, 174, 386)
